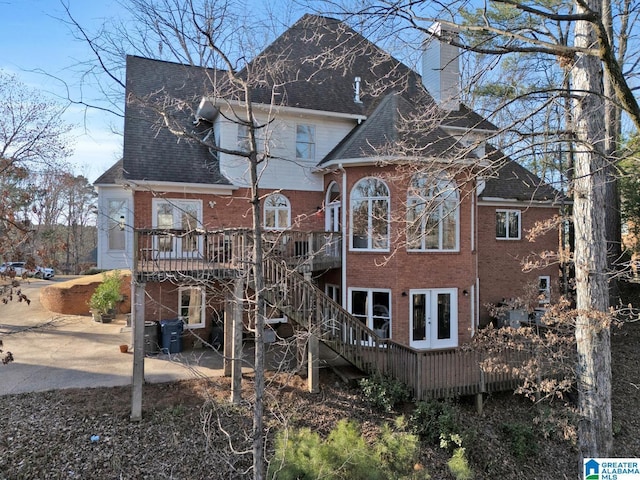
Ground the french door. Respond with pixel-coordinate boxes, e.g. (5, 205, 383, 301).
(410, 289, 457, 349)
(154, 200, 202, 258)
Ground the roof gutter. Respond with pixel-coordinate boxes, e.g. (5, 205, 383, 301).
(200, 97, 367, 123)
(125, 180, 238, 195)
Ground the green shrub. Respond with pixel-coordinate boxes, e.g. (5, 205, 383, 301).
(441, 434, 474, 480)
(359, 374, 411, 412)
(501, 422, 537, 460)
(268, 418, 429, 480)
(409, 400, 459, 445)
(88, 270, 123, 315)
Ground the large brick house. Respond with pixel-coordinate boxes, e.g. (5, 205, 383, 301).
(95, 14, 560, 359)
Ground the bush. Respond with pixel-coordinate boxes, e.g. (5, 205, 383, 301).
(501, 422, 537, 460)
(88, 270, 123, 315)
(268, 418, 429, 480)
(359, 374, 411, 412)
(409, 400, 459, 445)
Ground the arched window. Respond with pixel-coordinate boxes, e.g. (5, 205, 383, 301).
(264, 193, 291, 230)
(407, 174, 459, 251)
(350, 177, 390, 250)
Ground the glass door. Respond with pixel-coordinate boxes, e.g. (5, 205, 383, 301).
(410, 289, 457, 349)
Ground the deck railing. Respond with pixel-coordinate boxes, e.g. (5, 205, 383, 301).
(263, 257, 527, 400)
(134, 228, 341, 279)
(134, 228, 527, 399)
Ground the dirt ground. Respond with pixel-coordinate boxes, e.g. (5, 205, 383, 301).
(1, 285, 639, 479)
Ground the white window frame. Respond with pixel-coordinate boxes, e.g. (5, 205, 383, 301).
(496, 209, 521, 240)
(152, 199, 203, 257)
(350, 177, 390, 251)
(409, 288, 458, 349)
(107, 199, 128, 251)
(264, 193, 291, 230)
(538, 276, 551, 306)
(237, 124, 251, 152)
(407, 175, 459, 252)
(348, 288, 392, 340)
(296, 124, 316, 160)
(178, 286, 206, 329)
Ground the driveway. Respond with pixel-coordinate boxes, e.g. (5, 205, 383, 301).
(0, 277, 228, 396)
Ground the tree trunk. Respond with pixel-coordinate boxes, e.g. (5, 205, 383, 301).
(572, 0, 613, 461)
(602, 0, 622, 307)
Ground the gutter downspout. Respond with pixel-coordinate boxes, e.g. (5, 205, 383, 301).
(340, 164, 347, 308)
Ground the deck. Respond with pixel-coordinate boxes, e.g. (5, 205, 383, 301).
(134, 228, 341, 281)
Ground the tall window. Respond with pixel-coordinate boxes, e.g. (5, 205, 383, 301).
(350, 177, 390, 250)
(538, 276, 551, 305)
(407, 174, 459, 251)
(153, 200, 202, 255)
(349, 288, 391, 338)
(179, 286, 205, 328)
(264, 193, 291, 230)
(296, 124, 315, 160)
(237, 124, 250, 152)
(107, 199, 127, 250)
(496, 209, 521, 239)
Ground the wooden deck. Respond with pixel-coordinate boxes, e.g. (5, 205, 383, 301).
(134, 228, 341, 281)
(133, 228, 530, 400)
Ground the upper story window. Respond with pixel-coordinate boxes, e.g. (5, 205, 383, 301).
(496, 209, 521, 240)
(237, 124, 250, 152)
(350, 177, 390, 251)
(264, 193, 291, 230)
(296, 124, 315, 160)
(107, 199, 127, 251)
(407, 174, 459, 251)
(153, 199, 202, 254)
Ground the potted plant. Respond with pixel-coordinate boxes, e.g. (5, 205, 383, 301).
(88, 271, 123, 323)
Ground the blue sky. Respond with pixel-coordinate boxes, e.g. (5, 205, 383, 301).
(1, 0, 126, 182)
(0, 0, 317, 182)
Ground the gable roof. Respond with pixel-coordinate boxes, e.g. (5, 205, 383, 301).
(103, 14, 506, 188)
(119, 56, 231, 186)
(94, 159, 124, 185)
(480, 145, 560, 203)
(320, 92, 466, 164)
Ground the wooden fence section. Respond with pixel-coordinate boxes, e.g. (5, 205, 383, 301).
(263, 257, 528, 400)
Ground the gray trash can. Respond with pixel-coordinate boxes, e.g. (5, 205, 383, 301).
(144, 321, 160, 354)
(160, 318, 183, 354)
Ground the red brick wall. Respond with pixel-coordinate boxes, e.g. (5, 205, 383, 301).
(134, 188, 324, 231)
(477, 204, 559, 325)
(329, 166, 478, 347)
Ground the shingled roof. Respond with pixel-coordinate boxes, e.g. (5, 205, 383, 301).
(104, 14, 503, 186)
(119, 56, 231, 186)
(480, 145, 560, 203)
(321, 92, 466, 164)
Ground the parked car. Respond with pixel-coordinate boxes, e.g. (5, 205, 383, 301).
(0, 262, 29, 277)
(0, 262, 55, 280)
(31, 266, 55, 279)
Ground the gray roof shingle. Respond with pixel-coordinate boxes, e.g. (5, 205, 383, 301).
(481, 145, 559, 202)
(121, 56, 230, 185)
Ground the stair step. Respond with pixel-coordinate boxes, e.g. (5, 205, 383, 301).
(330, 364, 368, 385)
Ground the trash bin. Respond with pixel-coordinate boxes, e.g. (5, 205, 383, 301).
(144, 321, 160, 354)
(160, 318, 183, 354)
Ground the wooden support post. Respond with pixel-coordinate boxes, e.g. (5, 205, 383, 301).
(307, 333, 319, 393)
(230, 278, 243, 404)
(130, 282, 146, 421)
(223, 295, 233, 377)
(476, 369, 486, 415)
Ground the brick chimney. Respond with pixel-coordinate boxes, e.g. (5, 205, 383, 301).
(422, 23, 460, 111)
